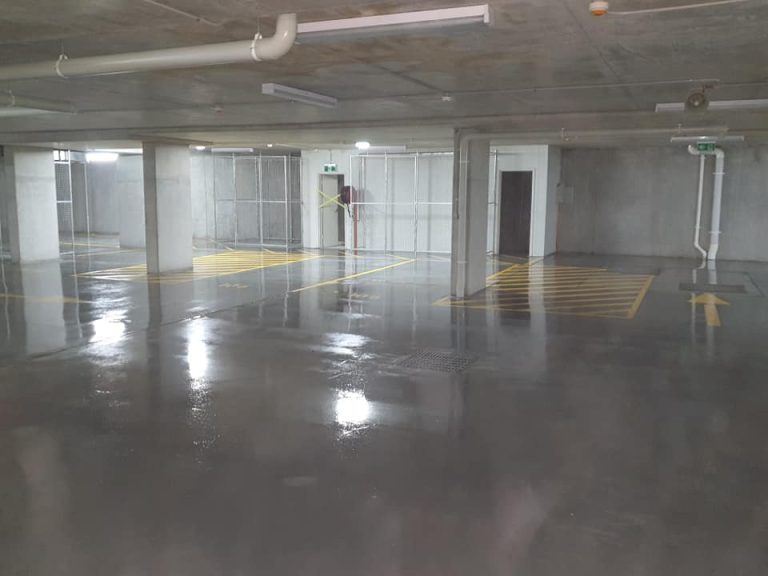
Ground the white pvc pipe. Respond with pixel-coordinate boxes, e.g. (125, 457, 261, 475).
(688, 146, 708, 261)
(0, 91, 75, 113)
(708, 148, 725, 262)
(0, 14, 296, 81)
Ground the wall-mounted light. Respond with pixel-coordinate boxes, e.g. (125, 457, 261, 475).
(355, 141, 371, 151)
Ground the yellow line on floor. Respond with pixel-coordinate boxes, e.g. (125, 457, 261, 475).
(626, 276, 655, 319)
(1, 293, 91, 305)
(292, 259, 416, 293)
(495, 285, 648, 296)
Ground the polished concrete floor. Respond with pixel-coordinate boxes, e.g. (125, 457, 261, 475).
(1, 243, 768, 575)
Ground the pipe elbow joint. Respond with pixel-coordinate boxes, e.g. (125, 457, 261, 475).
(251, 14, 298, 61)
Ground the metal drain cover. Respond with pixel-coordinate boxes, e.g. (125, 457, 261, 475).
(397, 350, 477, 373)
(679, 282, 747, 294)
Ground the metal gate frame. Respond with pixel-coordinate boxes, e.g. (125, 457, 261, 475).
(213, 152, 301, 249)
(349, 152, 454, 254)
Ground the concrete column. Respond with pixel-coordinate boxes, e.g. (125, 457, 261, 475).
(143, 144, 192, 274)
(117, 155, 146, 248)
(451, 130, 490, 298)
(2, 147, 60, 263)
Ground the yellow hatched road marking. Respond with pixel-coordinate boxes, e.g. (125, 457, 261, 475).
(76, 250, 319, 284)
(437, 261, 655, 320)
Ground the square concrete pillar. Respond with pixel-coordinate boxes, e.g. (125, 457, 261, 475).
(143, 144, 192, 274)
(451, 130, 491, 298)
(2, 147, 60, 263)
(117, 155, 146, 249)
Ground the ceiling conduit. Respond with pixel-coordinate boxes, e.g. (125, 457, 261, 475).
(0, 13, 297, 81)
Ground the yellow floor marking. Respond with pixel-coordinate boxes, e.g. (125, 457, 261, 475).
(292, 259, 415, 293)
(690, 292, 729, 328)
(1, 293, 91, 305)
(77, 250, 319, 284)
(437, 262, 655, 320)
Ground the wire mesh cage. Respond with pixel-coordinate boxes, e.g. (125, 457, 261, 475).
(349, 152, 453, 254)
(213, 153, 302, 249)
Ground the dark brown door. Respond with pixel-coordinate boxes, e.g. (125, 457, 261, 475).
(498, 171, 533, 256)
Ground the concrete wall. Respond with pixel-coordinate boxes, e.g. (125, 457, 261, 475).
(86, 162, 119, 234)
(191, 151, 215, 241)
(558, 146, 768, 261)
(116, 156, 145, 248)
(0, 158, 9, 252)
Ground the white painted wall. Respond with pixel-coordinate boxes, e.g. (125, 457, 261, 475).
(491, 145, 559, 257)
(301, 147, 560, 257)
(300, 149, 354, 249)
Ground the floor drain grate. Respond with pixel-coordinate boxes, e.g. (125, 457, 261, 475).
(397, 350, 477, 373)
(679, 282, 747, 294)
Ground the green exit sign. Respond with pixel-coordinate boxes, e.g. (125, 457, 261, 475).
(323, 163, 338, 173)
(697, 142, 716, 152)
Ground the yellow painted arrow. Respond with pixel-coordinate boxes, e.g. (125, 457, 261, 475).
(689, 293, 730, 327)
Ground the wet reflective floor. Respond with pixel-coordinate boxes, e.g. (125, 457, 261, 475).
(1, 246, 768, 575)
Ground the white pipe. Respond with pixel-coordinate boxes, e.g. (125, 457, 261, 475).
(0, 14, 296, 81)
(708, 148, 725, 262)
(0, 90, 75, 113)
(688, 146, 708, 261)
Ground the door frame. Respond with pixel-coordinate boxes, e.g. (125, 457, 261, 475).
(493, 168, 536, 257)
(319, 173, 345, 248)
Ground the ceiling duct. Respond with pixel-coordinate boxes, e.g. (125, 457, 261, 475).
(0, 14, 297, 81)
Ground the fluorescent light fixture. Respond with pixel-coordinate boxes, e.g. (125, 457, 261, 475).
(86, 152, 119, 163)
(210, 147, 254, 153)
(355, 141, 371, 150)
(670, 135, 745, 144)
(92, 148, 142, 155)
(262, 83, 337, 108)
(297, 5, 491, 43)
(657, 98, 768, 113)
(193, 145, 206, 151)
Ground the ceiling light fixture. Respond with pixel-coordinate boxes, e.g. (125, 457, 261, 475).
(262, 83, 338, 108)
(670, 135, 745, 144)
(193, 145, 206, 151)
(297, 5, 491, 43)
(657, 98, 768, 113)
(86, 152, 119, 163)
(355, 141, 371, 151)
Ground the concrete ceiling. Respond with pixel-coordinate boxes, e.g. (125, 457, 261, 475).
(1, 0, 767, 147)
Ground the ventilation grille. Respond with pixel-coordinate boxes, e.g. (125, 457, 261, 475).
(679, 282, 747, 294)
(397, 350, 477, 373)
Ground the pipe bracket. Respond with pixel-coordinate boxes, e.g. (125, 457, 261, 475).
(250, 33, 264, 62)
(55, 54, 69, 79)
